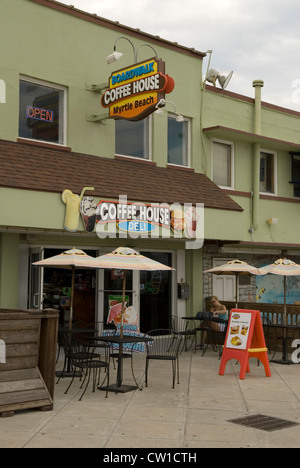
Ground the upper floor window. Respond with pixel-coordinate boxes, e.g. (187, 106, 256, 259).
(19, 77, 66, 145)
(168, 115, 190, 166)
(290, 153, 300, 197)
(212, 140, 234, 188)
(115, 118, 151, 159)
(260, 151, 277, 194)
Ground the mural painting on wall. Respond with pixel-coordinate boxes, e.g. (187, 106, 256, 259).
(256, 258, 300, 305)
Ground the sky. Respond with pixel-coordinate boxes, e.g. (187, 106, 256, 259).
(59, 0, 300, 111)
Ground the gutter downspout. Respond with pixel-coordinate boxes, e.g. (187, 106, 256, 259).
(252, 79, 264, 231)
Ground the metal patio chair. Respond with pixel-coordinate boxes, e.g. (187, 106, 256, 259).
(171, 315, 197, 354)
(64, 336, 110, 400)
(145, 329, 182, 388)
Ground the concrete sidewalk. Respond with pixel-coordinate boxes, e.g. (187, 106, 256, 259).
(1, 349, 300, 448)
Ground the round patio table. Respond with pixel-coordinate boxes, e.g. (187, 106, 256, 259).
(268, 324, 300, 365)
(91, 335, 152, 393)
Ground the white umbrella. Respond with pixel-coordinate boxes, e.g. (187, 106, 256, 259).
(94, 247, 175, 338)
(258, 258, 300, 327)
(33, 248, 98, 329)
(205, 259, 262, 308)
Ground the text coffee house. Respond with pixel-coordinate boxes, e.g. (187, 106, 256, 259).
(0, 0, 243, 333)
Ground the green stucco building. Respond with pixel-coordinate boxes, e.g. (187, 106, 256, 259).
(1, 0, 300, 329)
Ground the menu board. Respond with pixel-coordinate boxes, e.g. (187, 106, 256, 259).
(225, 311, 252, 350)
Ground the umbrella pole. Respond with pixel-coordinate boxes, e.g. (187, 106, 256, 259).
(120, 270, 127, 339)
(283, 276, 287, 331)
(235, 274, 238, 308)
(69, 266, 75, 330)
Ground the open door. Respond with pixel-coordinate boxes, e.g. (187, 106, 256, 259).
(28, 247, 44, 309)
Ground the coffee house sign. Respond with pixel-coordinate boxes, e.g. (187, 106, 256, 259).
(101, 57, 175, 121)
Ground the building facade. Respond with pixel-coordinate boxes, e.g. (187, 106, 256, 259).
(1, 0, 300, 330)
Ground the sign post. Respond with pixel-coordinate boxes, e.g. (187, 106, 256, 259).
(219, 309, 271, 380)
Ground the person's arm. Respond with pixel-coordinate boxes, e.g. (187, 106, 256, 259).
(214, 305, 226, 317)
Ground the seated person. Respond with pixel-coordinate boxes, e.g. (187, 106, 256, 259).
(200, 296, 228, 348)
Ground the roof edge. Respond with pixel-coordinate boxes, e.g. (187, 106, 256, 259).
(28, 0, 206, 59)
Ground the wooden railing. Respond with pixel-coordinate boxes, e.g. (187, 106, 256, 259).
(204, 300, 300, 353)
(219, 301, 300, 325)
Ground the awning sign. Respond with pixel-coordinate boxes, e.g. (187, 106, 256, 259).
(101, 57, 175, 121)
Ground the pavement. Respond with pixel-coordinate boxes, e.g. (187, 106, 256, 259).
(1, 348, 300, 449)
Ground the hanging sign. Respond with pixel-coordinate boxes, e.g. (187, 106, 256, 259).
(219, 309, 271, 380)
(101, 57, 175, 121)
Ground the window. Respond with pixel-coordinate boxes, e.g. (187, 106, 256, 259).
(212, 141, 234, 188)
(168, 115, 190, 166)
(291, 153, 300, 197)
(260, 151, 276, 194)
(115, 118, 150, 159)
(19, 77, 66, 145)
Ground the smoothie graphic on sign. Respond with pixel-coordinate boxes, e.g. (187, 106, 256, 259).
(62, 187, 94, 232)
(80, 196, 97, 232)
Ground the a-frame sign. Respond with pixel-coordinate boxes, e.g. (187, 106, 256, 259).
(219, 309, 271, 380)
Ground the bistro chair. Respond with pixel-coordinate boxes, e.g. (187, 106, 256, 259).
(202, 316, 229, 359)
(64, 336, 110, 400)
(171, 315, 197, 354)
(145, 329, 182, 389)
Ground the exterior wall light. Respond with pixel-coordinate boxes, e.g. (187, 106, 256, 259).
(266, 218, 278, 225)
(106, 37, 158, 64)
(155, 99, 184, 122)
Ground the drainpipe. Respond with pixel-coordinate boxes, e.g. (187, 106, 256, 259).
(252, 80, 264, 231)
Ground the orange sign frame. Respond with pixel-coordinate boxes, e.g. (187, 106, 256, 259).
(219, 309, 271, 380)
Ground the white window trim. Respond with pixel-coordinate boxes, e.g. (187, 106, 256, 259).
(167, 113, 191, 168)
(115, 115, 152, 161)
(19, 75, 67, 146)
(259, 149, 278, 196)
(212, 138, 235, 190)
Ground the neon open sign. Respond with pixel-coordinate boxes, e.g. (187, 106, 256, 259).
(26, 105, 54, 123)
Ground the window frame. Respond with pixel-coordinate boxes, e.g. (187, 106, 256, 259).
(115, 116, 152, 161)
(212, 139, 235, 189)
(259, 149, 277, 196)
(167, 113, 191, 167)
(19, 76, 67, 146)
(290, 153, 300, 198)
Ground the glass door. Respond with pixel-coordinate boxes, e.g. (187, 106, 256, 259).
(101, 269, 139, 325)
(28, 247, 44, 309)
(139, 252, 173, 333)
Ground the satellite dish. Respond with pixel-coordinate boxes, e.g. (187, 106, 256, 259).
(218, 70, 234, 90)
(206, 69, 233, 90)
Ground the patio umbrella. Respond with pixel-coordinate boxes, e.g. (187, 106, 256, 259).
(33, 248, 97, 329)
(258, 258, 300, 327)
(94, 247, 175, 338)
(205, 259, 262, 308)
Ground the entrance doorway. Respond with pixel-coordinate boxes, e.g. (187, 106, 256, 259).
(212, 258, 236, 301)
(139, 252, 172, 333)
(98, 251, 173, 334)
(29, 248, 97, 326)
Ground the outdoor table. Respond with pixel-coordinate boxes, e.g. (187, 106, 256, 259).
(91, 335, 152, 393)
(268, 324, 300, 365)
(182, 316, 228, 355)
(56, 326, 97, 378)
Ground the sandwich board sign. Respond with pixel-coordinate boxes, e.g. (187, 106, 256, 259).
(219, 309, 271, 380)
